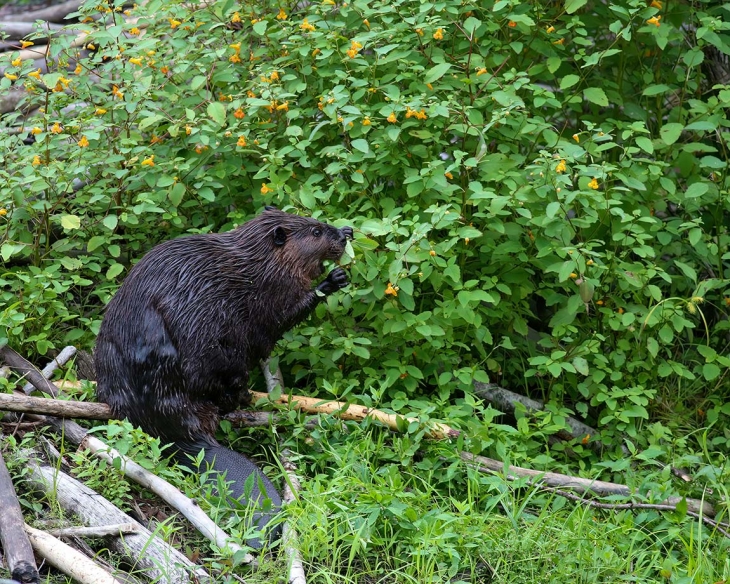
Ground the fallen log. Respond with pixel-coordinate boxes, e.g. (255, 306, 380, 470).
(45, 522, 140, 538)
(11, 0, 85, 23)
(0, 21, 63, 40)
(0, 451, 39, 584)
(24, 525, 123, 584)
(25, 459, 209, 584)
(0, 392, 111, 419)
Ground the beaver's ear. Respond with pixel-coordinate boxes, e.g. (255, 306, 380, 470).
(273, 226, 287, 246)
(265, 205, 278, 211)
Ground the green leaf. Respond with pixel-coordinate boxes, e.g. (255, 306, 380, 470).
(682, 49, 704, 68)
(424, 62, 452, 84)
(546, 201, 561, 219)
(300, 189, 316, 209)
(169, 182, 185, 206)
(106, 263, 124, 279)
(674, 260, 697, 282)
(635, 136, 653, 154)
(351, 139, 369, 153)
(560, 75, 580, 90)
(573, 357, 589, 375)
(253, 20, 268, 35)
(87, 236, 106, 252)
(583, 87, 609, 107)
(703, 363, 721, 381)
(60, 215, 81, 230)
(207, 102, 226, 126)
(684, 182, 708, 199)
(659, 123, 684, 146)
(103, 215, 118, 230)
(565, 0, 587, 13)
(642, 84, 671, 96)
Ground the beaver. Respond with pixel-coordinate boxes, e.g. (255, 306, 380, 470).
(94, 207, 353, 548)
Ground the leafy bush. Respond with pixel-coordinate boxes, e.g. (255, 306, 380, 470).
(1, 0, 730, 579)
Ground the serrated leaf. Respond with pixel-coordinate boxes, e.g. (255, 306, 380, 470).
(424, 62, 452, 83)
(207, 102, 226, 126)
(684, 182, 708, 199)
(169, 182, 185, 206)
(60, 214, 81, 230)
(351, 139, 369, 153)
(583, 87, 608, 106)
(560, 74, 580, 90)
(660, 123, 684, 146)
(565, 0, 587, 13)
(635, 136, 654, 153)
(103, 215, 118, 230)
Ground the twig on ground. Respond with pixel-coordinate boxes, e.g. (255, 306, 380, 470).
(459, 451, 716, 517)
(551, 488, 730, 539)
(46, 523, 141, 538)
(0, 451, 39, 584)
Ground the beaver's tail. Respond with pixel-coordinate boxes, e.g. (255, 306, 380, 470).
(173, 439, 282, 549)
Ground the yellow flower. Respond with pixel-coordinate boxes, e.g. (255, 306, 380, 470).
(276, 8, 287, 20)
(129, 57, 143, 66)
(112, 85, 123, 98)
(4, 73, 18, 81)
(161, 65, 170, 74)
(169, 18, 181, 28)
(553, 38, 565, 45)
(363, 18, 370, 27)
(261, 183, 273, 194)
(415, 28, 423, 36)
(276, 101, 289, 111)
(230, 53, 241, 63)
(384, 282, 399, 297)
(237, 136, 246, 147)
(0, 209, 6, 216)
(21, 41, 34, 48)
(572, 133, 579, 143)
(362, 117, 371, 126)
(300, 18, 316, 32)
(546, 25, 555, 33)
(32, 155, 41, 166)
(587, 178, 599, 189)
(231, 11, 241, 23)
(556, 159, 567, 173)
(31, 127, 42, 135)
(465, 237, 470, 245)
(426, 83, 433, 90)
(247, 90, 256, 98)
(433, 28, 443, 40)
(647, 15, 660, 26)
(141, 156, 155, 166)
(476, 67, 487, 76)
(94, 108, 106, 115)
(28, 68, 41, 80)
(312, 48, 321, 56)
(129, 27, 140, 35)
(185, 125, 192, 135)
(78, 136, 89, 148)
(270, 70, 279, 81)
(11, 57, 21, 67)
(50, 122, 62, 134)
(650, 0, 662, 7)
(73, 63, 82, 74)
(387, 112, 397, 123)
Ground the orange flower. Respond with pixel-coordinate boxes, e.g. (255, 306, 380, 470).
(141, 155, 154, 166)
(50, 122, 62, 134)
(230, 53, 241, 63)
(362, 117, 371, 126)
(276, 8, 287, 20)
(647, 15, 661, 26)
(247, 90, 256, 98)
(387, 112, 397, 123)
(160, 66, 170, 74)
(234, 108, 245, 119)
(415, 28, 424, 36)
(384, 282, 399, 297)
(112, 85, 124, 98)
(433, 28, 443, 40)
(74, 63, 82, 74)
(426, 83, 433, 90)
(312, 48, 321, 56)
(429, 250, 436, 257)
(78, 136, 89, 148)
(261, 183, 273, 194)
(129, 27, 140, 35)
(300, 18, 316, 32)
(508, 21, 516, 27)
(185, 125, 192, 135)
(444, 171, 453, 180)
(650, 0, 662, 7)
(169, 18, 182, 28)
(237, 135, 246, 147)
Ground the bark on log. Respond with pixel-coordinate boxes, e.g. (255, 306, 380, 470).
(0, 452, 39, 584)
(0, 345, 59, 397)
(25, 460, 210, 584)
(280, 450, 306, 584)
(24, 525, 123, 584)
(0, 20, 63, 40)
(459, 451, 716, 517)
(0, 392, 111, 419)
(45, 523, 140, 538)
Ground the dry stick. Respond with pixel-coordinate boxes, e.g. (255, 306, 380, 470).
(259, 359, 307, 584)
(22, 346, 77, 395)
(459, 452, 716, 518)
(0, 392, 112, 419)
(551, 489, 730, 540)
(26, 459, 209, 584)
(24, 525, 123, 584)
(0, 345, 59, 397)
(250, 391, 460, 440)
(46, 523, 141, 538)
(0, 451, 39, 584)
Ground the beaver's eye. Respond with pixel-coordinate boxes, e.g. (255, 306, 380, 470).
(312, 227, 322, 237)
